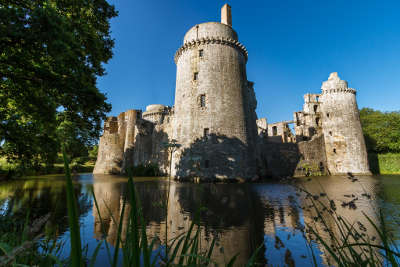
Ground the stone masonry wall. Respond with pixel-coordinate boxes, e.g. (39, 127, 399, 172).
(257, 134, 327, 178)
(94, 109, 173, 175)
(320, 73, 370, 175)
(171, 22, 257, 180)
(294, 134, 328, 176)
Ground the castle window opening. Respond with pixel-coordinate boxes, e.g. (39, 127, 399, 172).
(313, 105, 318, 113)
(204, 160, 210, 168)
(193, 72, 198, 81)
(333, 148, 336, 153)
(316, 117, 320, 126)
(329, 131, 332, 136)
(204, 128, 210, 138)
(316, 96, 319, 102)
(199, 49, 203, 58)
(326, 113, 330, 118)
(200, 94, 206, 107)
(272, 126, 277, 136)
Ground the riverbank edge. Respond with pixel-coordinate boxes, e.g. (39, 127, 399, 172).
(0, 163, 94, 181)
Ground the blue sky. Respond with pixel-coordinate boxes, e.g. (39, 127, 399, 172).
(98, 0, 400, 123)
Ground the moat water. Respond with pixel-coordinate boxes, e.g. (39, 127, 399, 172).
(1, 174, 400, 266)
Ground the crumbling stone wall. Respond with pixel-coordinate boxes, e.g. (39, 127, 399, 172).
(256, 134, 327, 178)
(294, 93, 322, 141)
(94, 108, 173, 175)
(256, 72, 370, 178)
(294, 134, 328, 176)
(94, 116, 125, 174)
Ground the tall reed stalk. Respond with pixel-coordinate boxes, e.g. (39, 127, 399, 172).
(299, 187, 400, 267)
(62, 149, 84, 266)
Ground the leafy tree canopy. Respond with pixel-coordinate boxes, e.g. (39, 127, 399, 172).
(0, 0, 117, 167)
(360, 108, 400, 153)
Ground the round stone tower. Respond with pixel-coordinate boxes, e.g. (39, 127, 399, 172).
(319, 72, 370, 175)
(143, 104, 167, 124)
(171, 4, 257, 180)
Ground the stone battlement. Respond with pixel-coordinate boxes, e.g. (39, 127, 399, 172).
(321, 88, 357, 95)
(174, 36, 248, 63)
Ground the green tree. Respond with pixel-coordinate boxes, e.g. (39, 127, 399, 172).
(360, 108, 400, 153)
(88, 144, 98, 160)
(0, 0, 117, 168)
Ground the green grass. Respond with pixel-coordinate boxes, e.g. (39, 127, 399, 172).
(0, 156, 95, 179)
(369, 153, 400, 174)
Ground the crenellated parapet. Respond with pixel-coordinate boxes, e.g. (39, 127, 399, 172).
(322, 88, 356, 95)
(174, 37, 248, 63)
(321, 72, 356, 95)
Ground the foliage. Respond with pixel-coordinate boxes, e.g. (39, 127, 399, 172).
(360, 108, 400, 153)
(0, 0, 117, 169)
(0, 213, 63, 266)
(88, 145, 98, 161)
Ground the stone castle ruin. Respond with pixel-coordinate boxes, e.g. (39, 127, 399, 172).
(94, 5, 371, 179)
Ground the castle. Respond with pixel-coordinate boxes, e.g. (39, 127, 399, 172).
(94, 5, 371, 180)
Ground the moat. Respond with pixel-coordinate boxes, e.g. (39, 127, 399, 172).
(1, 174, 399, 266)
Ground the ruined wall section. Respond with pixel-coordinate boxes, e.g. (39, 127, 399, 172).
(294, 93, 322, 141)
(319, 72, 370, 175)
(94, 116, 125, 174)
(294, 134, 328, 176)
(121, 110, 138, 171)
(142, 104, 172, 125)
(172, 22, 257, 180)
(267, 121, 295, 143)
(256, 118, 267, 136)
(256, 133, 328, 178)
(94, 108, 174, 175)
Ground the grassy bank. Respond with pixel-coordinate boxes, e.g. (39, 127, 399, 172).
(368, 153, 400, 175)
(0, 157, 95, 179)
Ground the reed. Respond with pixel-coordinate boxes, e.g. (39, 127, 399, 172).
(300, 187, 400, 267)
(62, 149, 84, 266)
(90, 171, 246, 266)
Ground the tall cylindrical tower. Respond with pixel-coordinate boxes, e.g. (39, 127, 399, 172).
(320, 72, 370, 175)
(171, 5, 257, 180)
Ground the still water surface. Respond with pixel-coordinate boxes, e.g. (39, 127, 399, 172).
(1, 174, 399, 266)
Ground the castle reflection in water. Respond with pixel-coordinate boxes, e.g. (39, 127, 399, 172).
(92, 175, 383, 266)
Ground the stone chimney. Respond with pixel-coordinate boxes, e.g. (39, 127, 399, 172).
(221, 4, 232, 26)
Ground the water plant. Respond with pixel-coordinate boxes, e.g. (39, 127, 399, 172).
(66, 149, 264, 266)
(299, 186, 400, 267)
